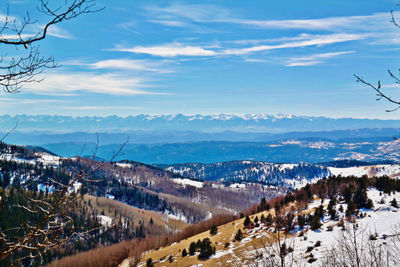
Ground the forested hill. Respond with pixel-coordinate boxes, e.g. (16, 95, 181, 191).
(159, 160, 400, 188)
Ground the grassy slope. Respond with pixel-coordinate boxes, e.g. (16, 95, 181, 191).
(84, 195, 189, 231)
(134, 209, 277, 267)
(133, 199, 326, 267)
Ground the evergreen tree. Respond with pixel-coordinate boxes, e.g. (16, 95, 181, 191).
(285, 213, 294, 231)
(353, 188, 369, 209)
(391, 198, 398, 208)
(243, 216, 252, 228)
(310, 215, 322, 230)
(298, 214, 305, 229)
(198, 238, 215, 259)
(315, 204, 324, 218)
(346, 200, 356, 217)
(195, 239, 202, 250)
(189, 242, 196, 255)
(210, 225, 218, 236)
(146, 258, 154, 267)
(235, 229, 243, 241)
(182, 248, 187, 257)
(329, 208, 337, 220)
(254, 216, 259, 224)
(260, 214, 266, 223)
(266, 213, 272, 225)
(343, 186, 354, 203)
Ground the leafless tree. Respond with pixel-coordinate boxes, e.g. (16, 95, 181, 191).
(0, 135, 126, 263)
(235, 216, 298, 267)
(321, 223, 400, 267)
(0, 0, 101, 93)
(354, 6, 400, 112)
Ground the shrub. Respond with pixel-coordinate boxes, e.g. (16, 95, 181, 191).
(182, 248, 187, 257)
(369, 234, 377, 241)
(198, 238, 215, 260)
(298, 214, 305, 229)
(146, 258, 154, 267)
(365, 199, 374, 209)
(189, 242, 196, 255)
(310, 216, 322, 230)
(391, 198, 398, 208)
(195, 239, 202, 250)
(210, 225, 218, 236)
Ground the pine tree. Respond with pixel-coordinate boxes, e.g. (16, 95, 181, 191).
(298, 214, 305, 229)
(210, 225, 218, 236)
(146, 258, 154, 267)
(346, 200, 356, 217)
(182, 248, 187, 257)
(266, 213, 272, 225)
(260, 214, 266, 223)
(235, 229, 243, 241)
(329, 208, 337, 220)
(244, 216, 252, 228)
(391, 198, 398, 208)
(189, 242, 196, 255)
(198, 238, 215, 259)
(254, 216, 259, 224)
(196, 239, 202, 250)
(310, 215, 322, 230)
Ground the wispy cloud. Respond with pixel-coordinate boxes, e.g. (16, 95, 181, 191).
(225, 13, 394, 31)
(286, 51, 355, 67)
(46, 25, 74, 39)
(0, 98, 67, 104)
(22, 72, 171, 96)
(114, 43, 217, 57)
(223, 34, 365, 55)
(64, 58, 174, 73)
(61, 105, 142, 111)
(115, 34, 364, 58)
(148, 20, 188, 27)
(145, 4, 398, 33)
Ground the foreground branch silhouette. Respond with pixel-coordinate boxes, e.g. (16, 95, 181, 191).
(0, 0, 101, 93)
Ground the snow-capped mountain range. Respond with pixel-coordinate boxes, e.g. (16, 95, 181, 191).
(2, 114, 400, 132)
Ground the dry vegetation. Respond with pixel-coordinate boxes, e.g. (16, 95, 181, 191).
(84, 195, 188, 232)
(136, 209, 277, 267)
(49, 212, 236, 267)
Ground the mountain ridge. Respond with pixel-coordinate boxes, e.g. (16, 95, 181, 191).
(2, 114, 400, 133)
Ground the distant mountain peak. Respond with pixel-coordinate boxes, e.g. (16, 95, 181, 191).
(1, 114, 400, 133)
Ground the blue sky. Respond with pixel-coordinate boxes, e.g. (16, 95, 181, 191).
(1, 0, 400, 118)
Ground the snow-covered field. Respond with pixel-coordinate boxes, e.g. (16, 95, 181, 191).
(244, 188, 400, 266)
(97, 215, 113, 226)
(0, 151, 61, 166)
(328, 165, 400, 178)
(172, 178, 204, 188)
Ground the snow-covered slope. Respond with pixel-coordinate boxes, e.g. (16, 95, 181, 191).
(328, 164, 400, 178)
(162, 161, 400, 189)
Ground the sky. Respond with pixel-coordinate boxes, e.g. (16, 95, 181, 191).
(0, 0, 400, 119)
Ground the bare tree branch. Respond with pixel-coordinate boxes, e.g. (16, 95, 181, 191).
(0, 0, 102, 93)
